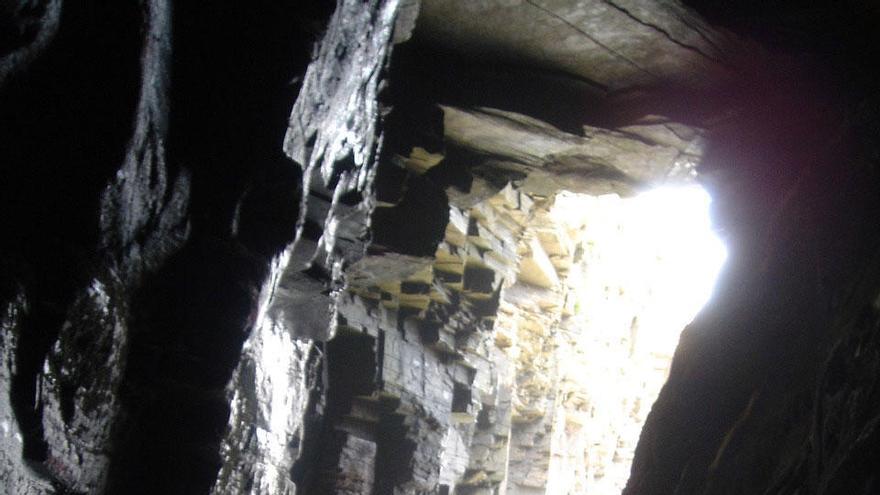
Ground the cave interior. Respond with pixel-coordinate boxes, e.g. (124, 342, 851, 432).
(1, 0, 880, 494)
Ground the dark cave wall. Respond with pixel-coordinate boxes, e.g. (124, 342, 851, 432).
(625, 88, 880, 495)
(1, 0, 429, 492)
(1, 0, 331, 492)
(623, 5, 880, 494)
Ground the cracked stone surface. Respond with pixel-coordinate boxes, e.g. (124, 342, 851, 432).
(2, 0, 880, 494)
(416, 0, 735, 90)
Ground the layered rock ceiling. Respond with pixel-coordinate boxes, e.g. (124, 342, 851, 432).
(1, 1, 880, 494)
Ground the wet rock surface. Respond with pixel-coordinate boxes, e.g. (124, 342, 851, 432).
(1, 0, 328, 492)
(1, 0, 880, 494)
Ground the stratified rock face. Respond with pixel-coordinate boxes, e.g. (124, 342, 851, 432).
(0, 0, 723, 491)
(3, 0, 880, 493)
(214, 0, 710, 491)
(213, 1, 409, 492)
(440, 106, 700, 196)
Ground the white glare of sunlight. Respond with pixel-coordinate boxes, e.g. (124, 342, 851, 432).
(548, 185, 727, 495)
(622, 185, 727, 353)
(555, 185, 727, 354)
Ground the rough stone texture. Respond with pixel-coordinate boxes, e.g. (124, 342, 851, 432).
(501, 282, 563, 494)
(1, 1, 188, 491)
(441, 105, 700, 196)
(1, 290, 54, 494)
(1, 0, 328, 492)
(416, 0, 735, 90)
(0, 0, 719, 490)
(621, 4, 880, 493)
(3, 0, 880, 494)
(0, 0, 62, 90)
(213, 0, 406, 492)
(327, 184, 536, 495)
(623, 97, 880, 494)
(253, 3, 714, 488)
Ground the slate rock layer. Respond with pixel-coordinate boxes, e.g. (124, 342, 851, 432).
(2, 0, 880, 494)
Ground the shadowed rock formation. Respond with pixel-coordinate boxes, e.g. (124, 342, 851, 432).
(1, 0, 879, 494)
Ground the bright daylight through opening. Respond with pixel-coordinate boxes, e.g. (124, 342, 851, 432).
(544, 185, 727, 494)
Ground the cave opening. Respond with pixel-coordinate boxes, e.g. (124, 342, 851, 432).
(3, 1, 880, 494)
(540, 185, 727, 493)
